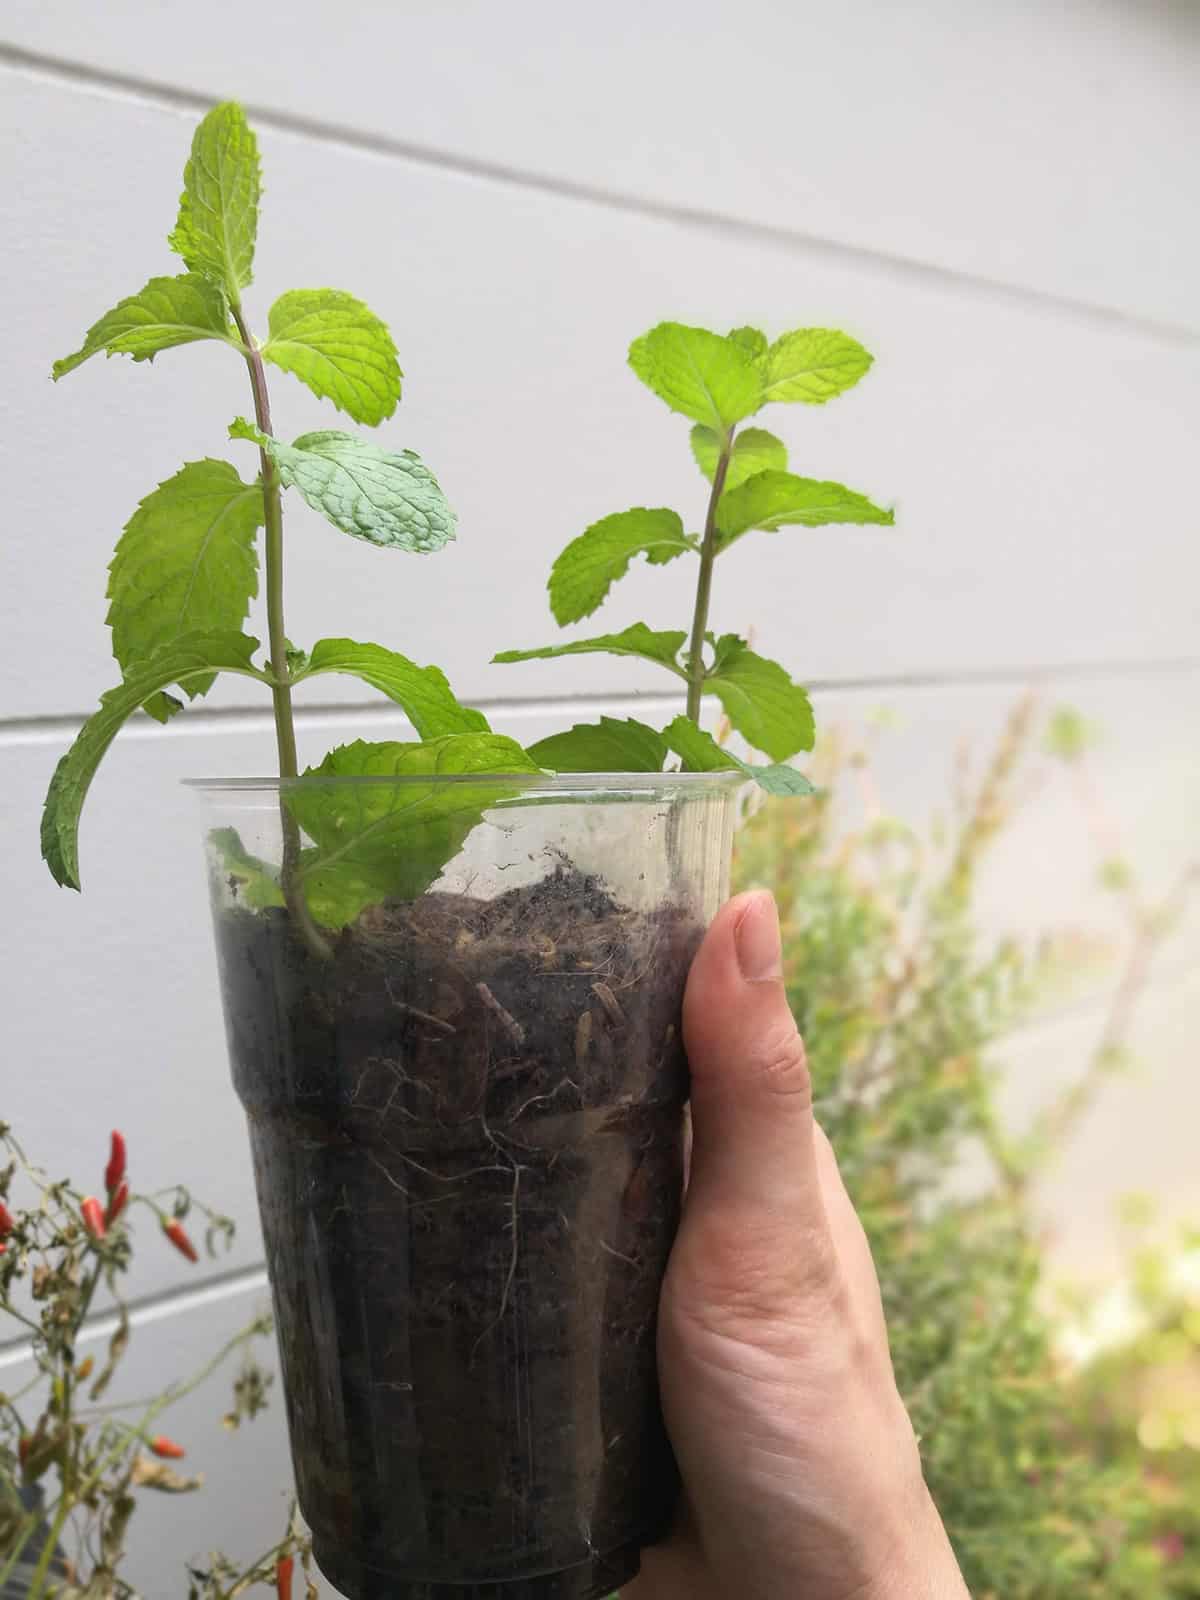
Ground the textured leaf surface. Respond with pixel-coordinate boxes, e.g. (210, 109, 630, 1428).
(548, 508, 694, 625)
(106, 460, 261, 722)
(298, 640, 487, 736)
(726, 326, 768, 362)
(52, 275, 235, 379)
(705, 636, 815, 761)
(290, 735, 539, 926)
(760, 328, 873, 404)
(262, 289, 402, 425)
(527, 717, 667, 773)
(42, 633, 265, 889)
(168, 102, 261, 296)
(209, 827, 284, 909)
(663, 715, 814, 796)
(231, 421, 456, 552)
(715, 470, 894, 548)
(689, 426, 788, 492)
(628, 322, 762, 430)
(494, 623, 688, 676)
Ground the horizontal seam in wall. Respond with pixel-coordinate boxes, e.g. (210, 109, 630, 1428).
(1, 43, 1198, 348)
(2, 656, 1199, 745)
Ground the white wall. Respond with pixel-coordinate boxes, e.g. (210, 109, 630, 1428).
(1, 4, 1198, 1591)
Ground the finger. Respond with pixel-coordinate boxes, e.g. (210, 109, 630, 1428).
(681, 890, 825, 1232)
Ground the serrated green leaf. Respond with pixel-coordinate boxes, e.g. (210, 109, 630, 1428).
(494, 623, 688, 676)
(705, 636, 814, 762)
(296, 639, 488, 736)
(231, 422, 456, 553)
(209, 827, 284, 909)
(290, 735, 540, 926)
(42, 632, 266, 889)
(726, 326, 768, 362)
(168, 102, 261, 298)
(262, 289, 402, 425)
(663, 715, 815, 797)
(106, 460, 262, 722)
(547, 508, 694, 625)
(52, 275, 236, 379)
(689, 426, 788, 493)
(715, 469, 894, 549)
(527, 717, 667, 773)
(760, 327, 873, 404)
(628, 322, 763, 431)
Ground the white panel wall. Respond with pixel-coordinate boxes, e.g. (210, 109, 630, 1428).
(2, 4, 1197, 1593)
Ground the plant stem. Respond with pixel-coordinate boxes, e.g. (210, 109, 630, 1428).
(685, 429, 735, 722)
(231, 306, 331, 962)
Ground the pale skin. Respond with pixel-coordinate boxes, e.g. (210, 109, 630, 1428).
(625, 890, 971, 1600)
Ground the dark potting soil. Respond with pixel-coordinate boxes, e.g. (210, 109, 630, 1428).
(212, 868, 699, 1600)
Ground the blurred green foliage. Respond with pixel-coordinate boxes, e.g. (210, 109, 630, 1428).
(733, 696, 1200, 1596)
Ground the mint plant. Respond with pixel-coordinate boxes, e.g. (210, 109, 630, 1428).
(40, 102, 532, 949)
(496, 321, 892, 789)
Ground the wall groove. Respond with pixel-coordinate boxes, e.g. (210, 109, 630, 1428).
(2, 42, 1198, 349)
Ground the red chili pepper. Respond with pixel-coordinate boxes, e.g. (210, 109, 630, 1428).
(162, 1218, 198, 1263)
(104, 1130, 127, 1195)
(105, 1181, 130, 1226)
(18, 1435, 31, 1468)
(149, 1435, 186, 1459)
(0, 1200, 14, 1238)
(275, 1555, 294, 1599)
(80, 1196, 107, 1241)
(0, 1243, 7, 1257)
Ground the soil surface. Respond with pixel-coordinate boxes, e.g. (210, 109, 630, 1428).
(213, 868, 699, 1599)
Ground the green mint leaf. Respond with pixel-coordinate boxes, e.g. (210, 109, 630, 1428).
(494, 622, 688, 676)
(209, 827, 285, 909)
(704, 636, 814, 761)
(548, 508, 695, 625)
(232, 424, 456, 553)
(167, 102, 261, 299)
(290, 735, 540, 927)
(715, 469, 894, 549)
(726, 326, 768, 362)
(628, 322, 763, 432)
(261, 289, 402, 426)
(106, 460, 262, 723)
(51, 275, 236, 379)
(690, 425, 788, 493)
(527, 717, 667, 773)
(297, 639, 488, 736)
(663, 715, 814, 796)
(760, 328, 873, 404)
(42, 632, 265, 889)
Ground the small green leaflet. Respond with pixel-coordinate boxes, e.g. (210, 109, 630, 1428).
(52, 275, 236, 379)
(527, 717, 668, 773)
(295, 640, 488, 737)
(230, 420, 456, 553)
(715, 470, 894, 549)
(663, 715, 814, 796)
(705, 635, 814, 762)
(107, 460, 262, 722)
(209, 827, 284, 909)
(290, 735, 540, 927)
(494, 623, 688, 676)
(548, 508, 695, 625)
(262, 289, 402, 426)
(168, 102, 261, 299)
(760, 328, 873, 405)
(628, 323, 763, 432)
(690, 426, 788, 493)
(726, 326, 768, 362)
(42, 632, 267, 890)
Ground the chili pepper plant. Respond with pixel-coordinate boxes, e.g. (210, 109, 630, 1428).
(40, 100, 891, 1600)
(0, 1123, 312, 1600)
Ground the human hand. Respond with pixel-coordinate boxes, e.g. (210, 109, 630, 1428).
(625, 890, 970, 1600)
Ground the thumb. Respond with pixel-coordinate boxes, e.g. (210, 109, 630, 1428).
(681, 890, 827, 1239)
